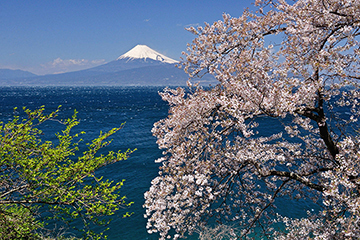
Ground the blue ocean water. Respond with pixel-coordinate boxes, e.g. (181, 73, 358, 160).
(0, 86, 327, 239)
(0, 86, 169, 239)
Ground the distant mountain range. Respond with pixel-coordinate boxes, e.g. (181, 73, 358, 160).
(0, 45, 216, 86)
(0, 69, 37, 80)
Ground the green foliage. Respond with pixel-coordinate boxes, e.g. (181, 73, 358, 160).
(0, 106, 134, 239)
(0, 204, 42, 239)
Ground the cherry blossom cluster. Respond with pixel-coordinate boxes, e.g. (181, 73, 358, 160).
(144, 0, 360, 239)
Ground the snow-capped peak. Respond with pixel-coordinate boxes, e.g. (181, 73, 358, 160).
(117, 45, 178, 64)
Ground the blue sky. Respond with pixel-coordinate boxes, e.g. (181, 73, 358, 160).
(0, 1, 253, 75)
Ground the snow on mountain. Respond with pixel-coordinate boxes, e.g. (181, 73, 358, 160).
(0, 44, 217, 86)
(117, 45, 178, 64)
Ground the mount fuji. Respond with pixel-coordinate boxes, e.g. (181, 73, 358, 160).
(117, 45, 178, 64)
(0, 45, 215, 86)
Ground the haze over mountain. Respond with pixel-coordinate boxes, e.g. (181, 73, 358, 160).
(0, 45, 215, 86)
(0, 69, 38, 80)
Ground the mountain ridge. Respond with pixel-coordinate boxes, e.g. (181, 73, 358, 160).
(0, 45, 215, 86)
(0, 69, 38, 80)
(117, 45, 178, 64)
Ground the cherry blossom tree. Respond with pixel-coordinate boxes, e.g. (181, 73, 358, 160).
(144, 0, 360, 239)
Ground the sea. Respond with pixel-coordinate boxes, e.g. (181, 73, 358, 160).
(0, 86, 168, 239)
(0, 86, 327, 239)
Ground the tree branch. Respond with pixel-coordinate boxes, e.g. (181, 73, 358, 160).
(0, 184, 29, 199)
(241, 179, 290, 238)
(262, 170, 326, 192)
(295, 79, 339, 160)
(0, 200, 73, 206)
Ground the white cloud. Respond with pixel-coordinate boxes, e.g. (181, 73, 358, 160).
(40, 58, 106, 75)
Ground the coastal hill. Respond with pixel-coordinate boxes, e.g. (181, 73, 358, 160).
(0, 69, 37, 80)
(0, 45, 215, 86)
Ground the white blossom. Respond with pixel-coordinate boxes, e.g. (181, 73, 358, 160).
(144, 0, 360, 239)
